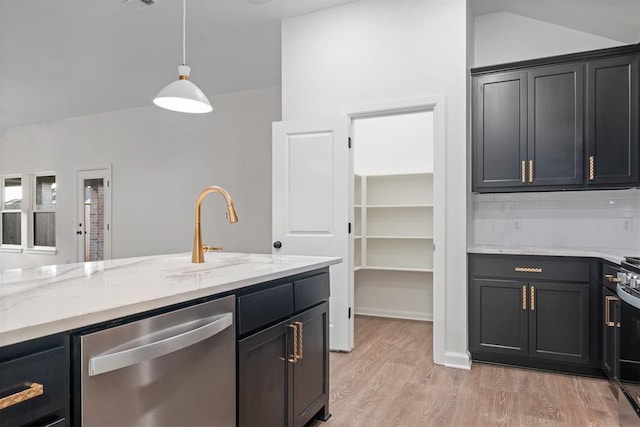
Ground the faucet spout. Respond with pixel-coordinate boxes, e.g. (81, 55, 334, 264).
(192, 186, 239, 263)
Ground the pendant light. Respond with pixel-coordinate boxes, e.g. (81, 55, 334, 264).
(153, 0, 212, 113)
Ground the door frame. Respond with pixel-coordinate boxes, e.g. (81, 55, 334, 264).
(75, 166, 112, 262)
(341, 96, 446, 360)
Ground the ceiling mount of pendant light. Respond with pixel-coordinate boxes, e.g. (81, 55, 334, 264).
(153, 0, 212, 113)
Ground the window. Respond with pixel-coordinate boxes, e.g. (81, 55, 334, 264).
(1, 177, 22, 246)
(33, 175, 56, 247)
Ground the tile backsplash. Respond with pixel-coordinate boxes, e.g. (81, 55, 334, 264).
(471, 189, 640, 253)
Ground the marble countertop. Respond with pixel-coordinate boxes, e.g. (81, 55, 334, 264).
(0, 252, 341, 347)
(467, 246, 629, 265)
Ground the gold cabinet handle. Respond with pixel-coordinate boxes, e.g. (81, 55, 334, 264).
(0, 383, 44, 410)
(528, 160, 534, 183)
(287, 324, 298, 364)
(530, 286, 535, 311)
(522, 285, 527, 310)
(605, 274, 621, 283)
(589, 156, 595, 181)
(295, 321, 303, 360)
(605, 295, 620, 327)
(515, 267, 542, 273)
(521, 161, 526, 183)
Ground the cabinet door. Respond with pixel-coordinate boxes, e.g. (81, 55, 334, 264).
(472, 279, 528, 357)
(527, 64, 584, 186)
(529, 282, 589, 364)
(602, 287, 620, 381)
(473, 72, 527, 190)
(586, 55, 639, 185)
(238, 321, 290, 427)
(290, 302, 329, 427)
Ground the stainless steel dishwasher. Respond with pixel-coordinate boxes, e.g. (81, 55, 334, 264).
(76, 295, 235, 426)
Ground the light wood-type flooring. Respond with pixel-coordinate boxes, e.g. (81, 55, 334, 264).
(311, 315, 619, 427)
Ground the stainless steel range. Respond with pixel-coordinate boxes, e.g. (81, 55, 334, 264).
(616, 257, 640, 426)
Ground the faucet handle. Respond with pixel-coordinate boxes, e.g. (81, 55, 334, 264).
(203, 245, 223, 253)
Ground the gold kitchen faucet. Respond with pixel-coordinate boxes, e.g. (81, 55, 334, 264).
(191, 186, 238, 263)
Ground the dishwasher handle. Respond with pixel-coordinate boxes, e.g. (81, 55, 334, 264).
(88, 312, 233, 377)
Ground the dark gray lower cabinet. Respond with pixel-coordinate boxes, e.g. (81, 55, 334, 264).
(472, 279, 589, 364)
(529, 281, 589, 364)
(602, 287, 620, 381)
(472, 279, 528, 356)
(238, 301, 329, 427)
(0, 334, 69, 427)
(469, 254, 600, 374)
(238, 318, 289, 426)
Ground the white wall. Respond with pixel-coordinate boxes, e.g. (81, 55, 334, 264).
(282, 0, 469, 367)
(0, 86, 280, 270)
(474, 12, 624, 68)
(353, 111, 433, 175)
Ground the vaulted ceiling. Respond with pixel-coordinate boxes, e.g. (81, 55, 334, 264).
(470, 0, 640, 43)
(1, 0, 638, 137)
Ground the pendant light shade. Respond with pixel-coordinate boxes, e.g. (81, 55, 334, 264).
(153, 65, 212, 113)
(153, 0, 212, 114)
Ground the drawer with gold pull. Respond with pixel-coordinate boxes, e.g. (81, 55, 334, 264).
(0, 346, 67, 426)
(471, 254, 590, 282)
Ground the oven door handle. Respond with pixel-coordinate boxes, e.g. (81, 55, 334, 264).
(617, 284, 640, 310)
(88, 312, 232, 377)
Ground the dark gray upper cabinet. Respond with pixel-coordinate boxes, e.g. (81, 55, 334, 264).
(527, 64, 584, 186)
(586, 55, 639, 185)
(474, 72, 527, 189)
(472, 44, 640, 193)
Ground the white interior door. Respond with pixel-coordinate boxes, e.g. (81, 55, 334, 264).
(76, 168, 111, 263)
(272, 118, 352, 352)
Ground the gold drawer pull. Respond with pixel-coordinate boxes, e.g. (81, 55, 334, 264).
(521, 161, 526, 183)
(515, 267, 542, 273)
(605, 295, 620, 327)
(589, 156, 595, 181)
(295, 321, 304, 360)
(287, 324, 298, 364)
(522, 285, 527, 310)
(0, 383, 44, 410)
(530, 286, 535, 311)
(529, 160, 534, 183)
(605, 274, 621, 283)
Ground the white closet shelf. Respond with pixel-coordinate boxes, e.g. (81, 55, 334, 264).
(366, 204, 433, 208)
(367, 235, 433, 240)
(362, 266, 434, 273)
(354, 236, 362, 239)
(354, 204, 362, 208)
(366, 172, 433, 177)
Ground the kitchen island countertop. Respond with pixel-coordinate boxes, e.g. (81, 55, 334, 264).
(0, 252, 341, 346)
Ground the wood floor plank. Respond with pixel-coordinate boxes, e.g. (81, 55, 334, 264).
(309, 316, 618, 427)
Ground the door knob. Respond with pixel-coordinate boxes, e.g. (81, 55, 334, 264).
(273, 241, 282, 249)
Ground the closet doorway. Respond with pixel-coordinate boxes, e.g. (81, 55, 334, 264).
(346, 97, 445, 354)
(353, 111, 434, 321)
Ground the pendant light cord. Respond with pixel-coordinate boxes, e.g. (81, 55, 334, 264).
(182, 0, 186, 65)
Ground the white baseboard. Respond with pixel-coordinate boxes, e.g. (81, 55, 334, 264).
(354, 306, 433, 322)
(443, 351, 471, 370)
